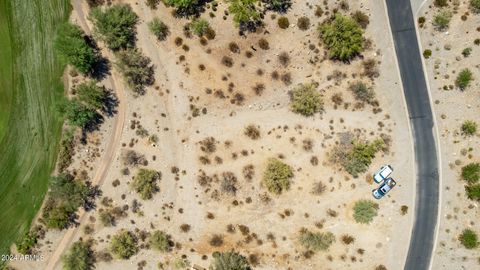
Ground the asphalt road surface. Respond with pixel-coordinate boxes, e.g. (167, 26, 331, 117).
(384, 1, 440, 270)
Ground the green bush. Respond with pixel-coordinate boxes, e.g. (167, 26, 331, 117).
(261, 0, 292, 13)
(62, 240, 95, 270)
(89, 4, 138, 50)
(462, 163, 480, 184)
(262, 158, 293, 194)
(149, 230, 170, 252)
(76, 81, 107, 110)
(189, 18, 210, 36)
(433, 10, 452, 31)
(462, 47, 472, 57)
(16, 231, 38, 255)
(227, 0, 261, 30)
(471, 0, 480, 13)
(455, 69, 473, 90)
(148, 18, 170, 41)
(466, 184, 480, 200)
(345, 139, 384, 177)
(115, 48, 155, 94)
(110, 230, 138, 259)
(55, 23, 96, 74)
(461, 120, 477, 136)
(423, 49, 432, 59)
(299, 229, 335, 251)
(319, 14, 364, 61)
(349, 81, 375, 103)
(353, 199, 379, 224)
(209, 251, 251, 270)
(277, 16, 290, 29)
(459, 229, 479, 249)
(131, 168, 160, 200)
(434, 0, 448, 7)
(290, 83, 323, 116)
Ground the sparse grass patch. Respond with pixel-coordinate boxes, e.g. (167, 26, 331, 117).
(353, 199, 378, 224)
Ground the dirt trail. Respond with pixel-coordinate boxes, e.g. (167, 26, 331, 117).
(43, 1, 127, 269)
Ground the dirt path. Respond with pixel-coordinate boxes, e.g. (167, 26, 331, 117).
(43, 1, 127, 269)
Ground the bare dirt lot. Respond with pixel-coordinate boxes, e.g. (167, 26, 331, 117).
(11, 1, 414, 269)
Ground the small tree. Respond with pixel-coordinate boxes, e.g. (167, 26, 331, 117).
(462, 163, 480, 184)
(471, 0, 480, 12)
(55, 23, 96, 74)
(59, 99, 97, 128)
(76, 81, 107, 110)
(16, 231, 38, 255)
(262, 158, 293, 194)
(299, 229, 335, 251)
(319, 14, 364, 61)
(455, 69, 473, 90)
(62, 240, 95, 270)
(459, 229, 479, 249)
(353, 199, 379, 224)
(149, 230, 170, 252)
(89, 4, 138, 50)
(433, 10, 452, 31)
(461, 120, 477, 136)
(148, 18, 170, 41)
(290, 83, 323, 116)
(110, 230, 138, 259)
(131, 169, 160, 200)
(115, 48, 155, 94)
(227, 0, 261, 31)
(209, 251, 251, 270)
(349, 81, 375, 103)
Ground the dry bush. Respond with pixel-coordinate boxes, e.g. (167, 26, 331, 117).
(229, 42, 240, 53)
(362, 58, 379, 79)
(221, 172, 238, 195)
(281, 72, 292, 85)
(297, 16, 310, 30)
(258, 38, 270, 50)
(231, 93, 245, 105)
(180, 224, 191, 232)
(400, 205, 408, 215)
(341, 234, 355, 245)
(243, 164, 255, 180)
(122, 150, 145, 166)
(278, 52, 290, 67)
(352, 10, 370, 29)
(209, 234, 224, 247)
(310, 156, 319, 166)
(302, 138, 314, 151)
(221, 56, 234, 67)
(199, 137, 217, 153)
(331, 93, 343, 106)
(278, 16, 290, 29)
(271, 70, 279, 80)
(244, 125, 261, 140)
(252, 83, 265, 96)
(311, 181, 326, 196)
(299, 229, 335, 251)
(375, 265, 387, 270)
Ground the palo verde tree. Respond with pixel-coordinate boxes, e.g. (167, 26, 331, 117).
(76, 81, 107, 110)
(89, 4, 138, 50)
(62, 240, 95, 270)
(55, 22, 96, 75)
(227, 0, 262, 32)
(115, 48, 155, 94)
(58, 99, 98, 128)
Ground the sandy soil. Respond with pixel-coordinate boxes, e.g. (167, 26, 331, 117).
(11, 1, 414, 269)
(417, 1, 480, 269)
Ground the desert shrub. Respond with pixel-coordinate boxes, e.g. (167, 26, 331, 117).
(462, 47, 472, 57)
(262, 158, 293, 194)
(110, 230, 138, 259)
(243, 165, 255, 180)
(472, 0, 480, 12)
(99, 210, 116, 226)
(146, 0, 160, 9)
(311, 181, 326, 196)
(349, 81, 375, 103)
(115, 48, 155, 94)
(258, 38, 270, 50)
(277, 16, 290, 29)
(199, 137, 217, 153)
(222, 56, 234, 67)
(189, 18, 210, 36)
(55, 23, 96, 74)
(262, 0, 292, 13)
(86, 0, 104, 7)
(459, 229, 478, 249)
(401, 205, 409, 215)
(281, 72, 292, 85)
(58, 99, 97, 128)
(227, 0, 261, 31)
(466, 184, 480, 200)
(353, 200, 378, 224)
(433, 10, 452, 31)
(315, 6, 323, 17)
(89, 4, 138, 50)
(461, 120, 477, 136)
(209, 234, 224, 247)
(57, 130, 75, 172)
(221, 172, 238, 194)
(149, 230, 170, 252)
(180, 223, 191, 232)
(362, 58, 379, 79)
(122, 150, 145, 166)
(341, 234, 355, 245)
(131, 169, 160, 200)
(352, 10, 369, 28)
(62, 240, 94, 270)
(148, 18, 170, 41)
(229, 42, 241, 53)
(434, 0, 448, 7)
(16, 231, 38, 255)
(462, 163, 480, 184)
(252, 83, 265, 95)
(76, 81, 107, 110)
(290, 83, 323, 116)
(297, 16, 310, 30)
(278, 52, 290, 66)
(423, 49, 432, 59)
(319, 14, 363, 61)
(418, 16, 426, 26)
(210, 251, 251, 270)
(331, 137, 384, 177)
(299, 229, 335, 251)
(455, 69, 473, 90)
(244, 125, 260, 139)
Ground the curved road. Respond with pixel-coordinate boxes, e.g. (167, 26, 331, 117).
(385, 1, 440, 270)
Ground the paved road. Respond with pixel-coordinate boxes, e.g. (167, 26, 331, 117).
(384, 1, 440, 270)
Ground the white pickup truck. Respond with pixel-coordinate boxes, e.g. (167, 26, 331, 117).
(373, 165, 393, 184)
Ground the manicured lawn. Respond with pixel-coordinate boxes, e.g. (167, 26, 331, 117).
(0, 0, 70, 256)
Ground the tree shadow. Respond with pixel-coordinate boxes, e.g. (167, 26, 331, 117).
(80, 113, 105, 144)
(85, 35, 111, 80)
(172, 0, 212, 18)
(101, 90, 119, 118)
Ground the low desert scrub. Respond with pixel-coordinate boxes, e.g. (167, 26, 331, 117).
(302, 138, 314, 151)
(115, 48, 155, 94)
(229, 42, 240, 53)
(462, 47, 472, 57)
(459, 229, 479, 249)
(278, 52, 290, 67)
(319, 14, 364, 61)
(16, 230, 39, 255)
(352, 10, 369, 28)
(210, 251, 251, 270)
(297, 16, 310, 30)
(461, 120, 477, 136)
(99, 210, 116, 227)
(199, 137, 217, 153)
(62, 240, 94, 270)
(353, 199, 379, 224)
(465, 184, 480, 200)
(180, 223, 191, 232)
(311, 181, 326, 196)
(263, 158, 293, 194)
(434, 0, 448, 7)
(221, 56, 234, 67)
(455, 69, 473, 90)
(189, 18, 210, 36)
(146, 0, 160, 9)
(148, 18, 170, 41)
(57, 130, 75, 172)
(362, 58, 379, 79)
(349, 81, 375, 103)
(110, 230, 138, 259)
(462, 163, 480, 184)
(149, 230, 170, 252)
(244, 124, 261, 139)
(277, 16, 289, 29)
(252, 83, 265, 95)
(289, 83, 323, 116)
(433, 10, 452, 31)
(243, 164, 255, 180)
(341, 234, 355, 245)
(209, 234, 224, 247)
(299, 228, 335, 251)
(258, 38, 270, 50)
(400, 205, 409, 215)
(131, 169, 161, 200)
(472, 0, 480, 12)
(423, 49, 432, 59)
(221, 172, 238, 195)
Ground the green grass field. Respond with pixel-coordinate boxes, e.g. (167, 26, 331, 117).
(0, 0, 70, 257)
